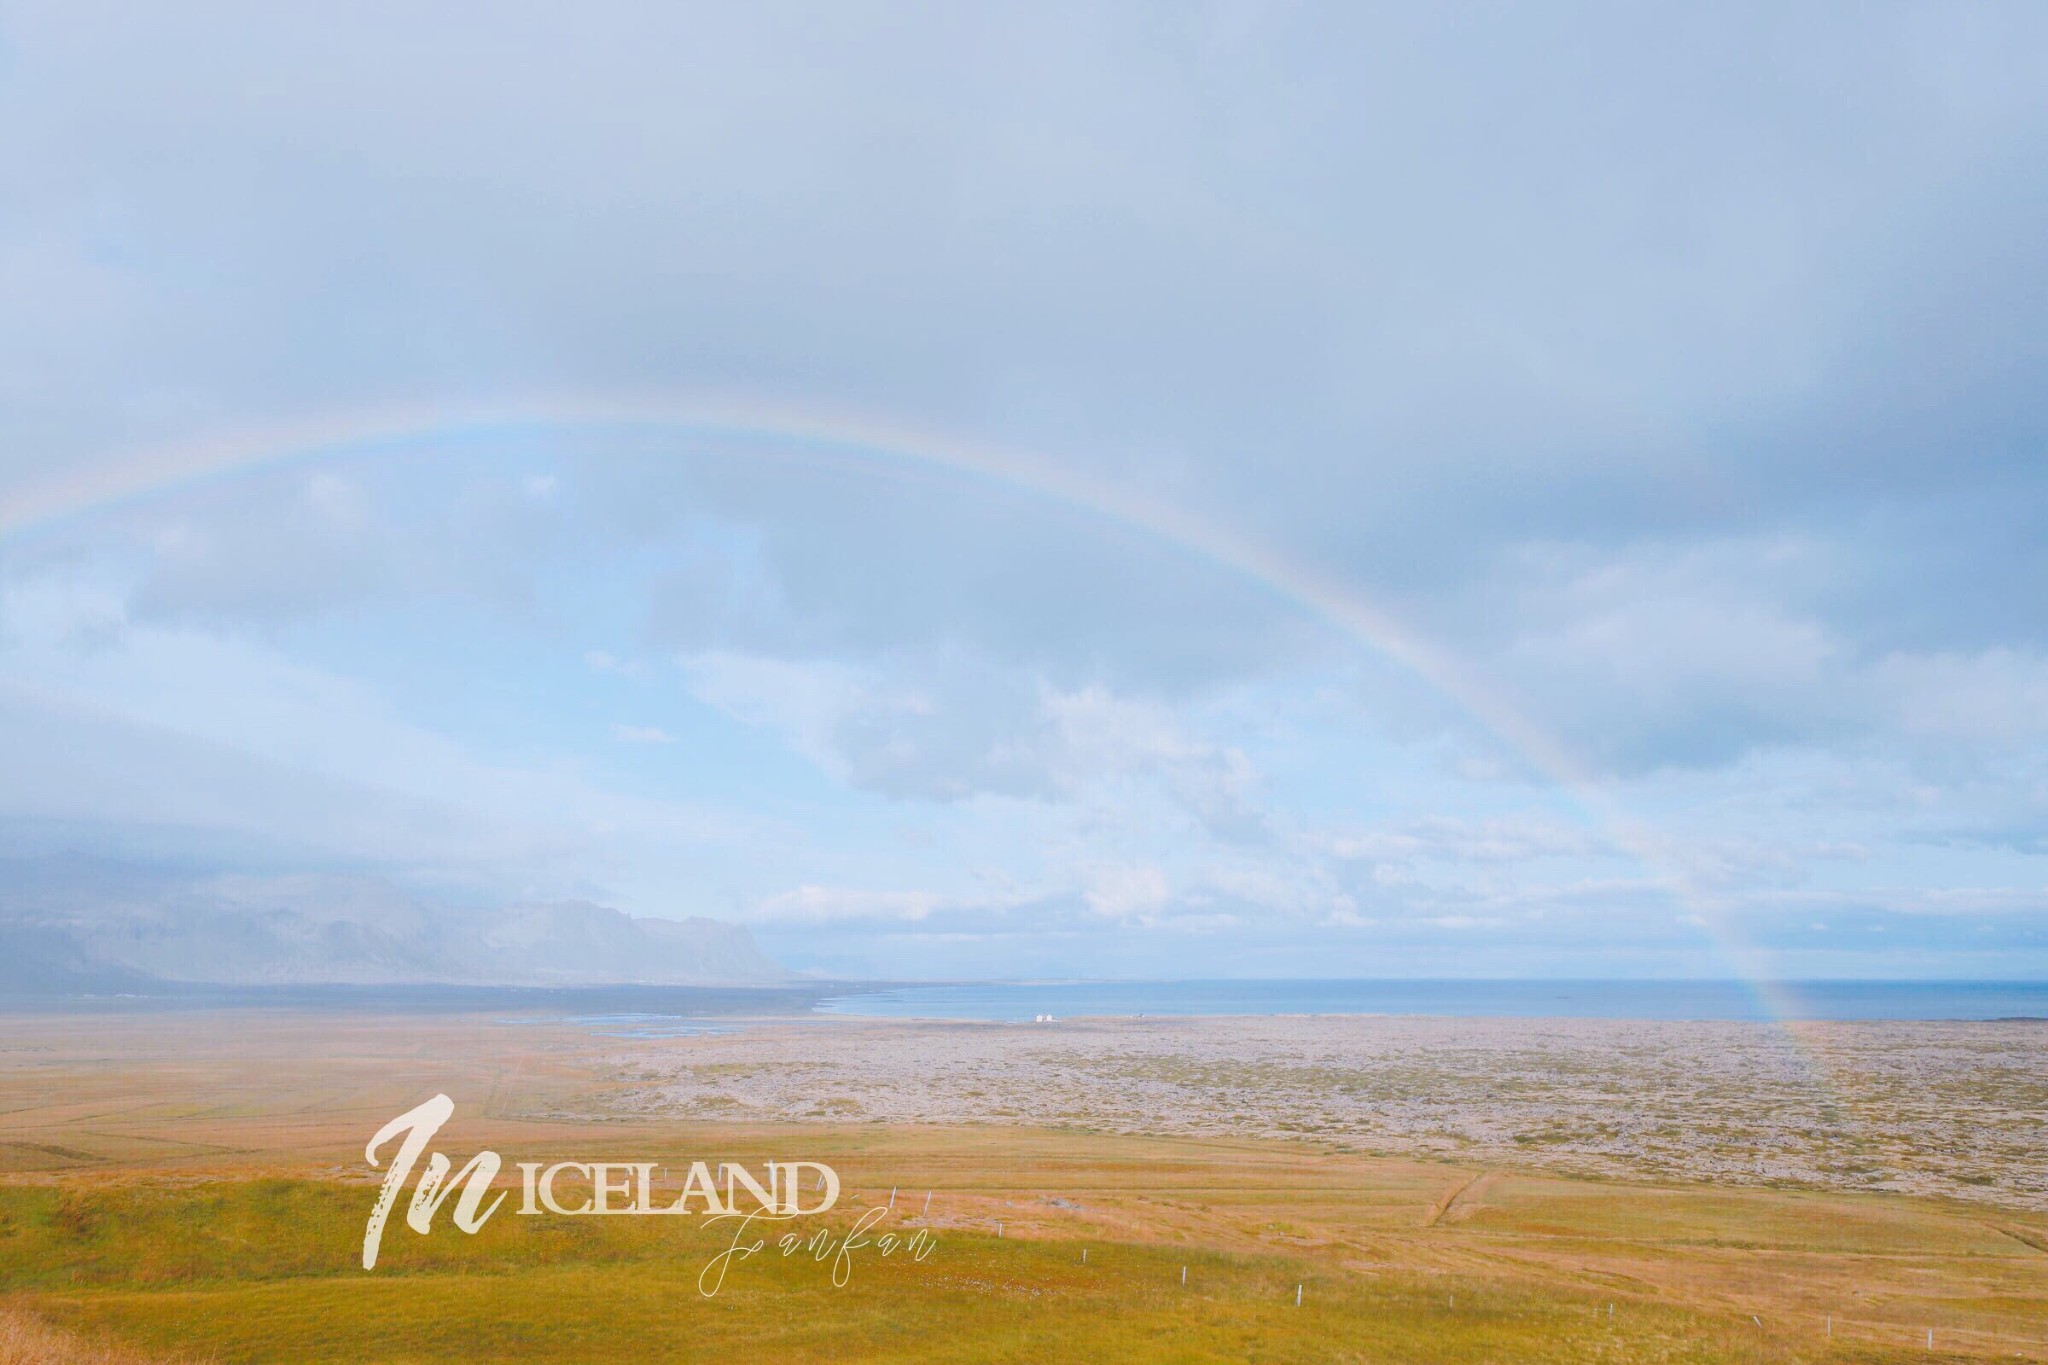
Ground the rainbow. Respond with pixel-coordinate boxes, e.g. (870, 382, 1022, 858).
(0, 391, 1799, 1015)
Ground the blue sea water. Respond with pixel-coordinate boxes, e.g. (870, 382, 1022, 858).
(815, 979, 2048, 1023)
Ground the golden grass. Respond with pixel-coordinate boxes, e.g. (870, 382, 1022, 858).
(4, 1141, 2043, 1361)
(0, 1179, 1972, 1363)
(1, 1010, 2044, 1361)
(0, 1306, 205, 1364)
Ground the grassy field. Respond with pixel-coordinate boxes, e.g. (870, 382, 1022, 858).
(5, 1168, 2035, 1363)
(1, 1011, 2045, 1361)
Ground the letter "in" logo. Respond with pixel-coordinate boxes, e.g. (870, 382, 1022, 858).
(362, 1094, 506, 1270)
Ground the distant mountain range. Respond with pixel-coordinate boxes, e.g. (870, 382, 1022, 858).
(0, 856, 787, 992)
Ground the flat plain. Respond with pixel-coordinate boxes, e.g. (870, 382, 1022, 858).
(1, 1008, 2045, 1362)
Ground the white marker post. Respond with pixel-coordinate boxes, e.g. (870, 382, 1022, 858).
(1081, 1248, 1087, 1264)
(923, 1190, 932, 1215)
(1181, 1266, 1187, 1286)
(888, 1186, 896, 1211)
(1295, 1284, 1302, 1307)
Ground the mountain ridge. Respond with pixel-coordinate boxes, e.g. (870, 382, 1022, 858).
(0, 856, 788, 990)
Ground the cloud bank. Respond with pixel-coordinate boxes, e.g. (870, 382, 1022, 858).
(1, 1, 2044, 976)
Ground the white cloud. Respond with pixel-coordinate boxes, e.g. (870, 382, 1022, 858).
(751, 885, 950, 924)
(583, 650, 648, 679)
(1869, 647, 2048, 742)
(611, 723, 675, 744)
(1330, 816, 1604, 866)
(0, 578, 747, 892)
(1081, 864, 1170, 919)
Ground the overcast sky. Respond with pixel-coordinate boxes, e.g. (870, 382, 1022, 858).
(2, 2, 2045, 978)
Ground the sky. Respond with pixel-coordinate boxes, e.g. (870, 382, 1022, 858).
(1, 1, 2045, 979)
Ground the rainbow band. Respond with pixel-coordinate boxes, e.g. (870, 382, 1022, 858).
(0, 392, 1799, 1023)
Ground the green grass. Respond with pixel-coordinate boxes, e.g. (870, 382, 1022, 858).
(0, 1180, 1977, 1363)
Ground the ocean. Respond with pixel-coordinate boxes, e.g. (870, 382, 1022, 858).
(815, 978, 2048, 1023)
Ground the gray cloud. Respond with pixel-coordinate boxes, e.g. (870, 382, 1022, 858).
(2, 0, 2031, 781)
(2, 2, 2046, 974)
